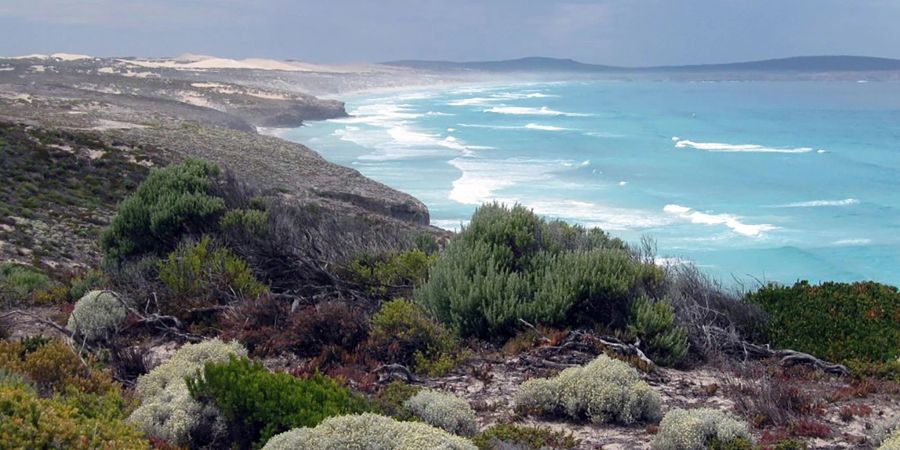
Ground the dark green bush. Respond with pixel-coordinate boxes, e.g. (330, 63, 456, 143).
(368, 299, 459, 374)
(415, 203, 662, 339)
(186, 356, 369, 449)
(101, 159, 225, 261)
(473, 423, 579, 450)
(627, 296, 689, 367)
(747, 281, 900, 364)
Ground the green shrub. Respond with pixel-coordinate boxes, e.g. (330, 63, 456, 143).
(472, 423, 579, 450)
(0, 381, 147, 450)
(0, 263, 54, 305)
(158, 236, 266, 315)
(101, 159, 225, 261)
(186, 356, 369, 448)
(404, 389, 478, 436)
(128, 338, 246, 446)
(220, 208, 268, 236)
(651, 408, 751, 450)
(67, 290, 129, 342)
(349, 249, 435, 297)
(0, 339, 118, 396)
(416, 203, 662, 339)
(68, 269, 108, 301)
(628, 296, 689, 367)
(513, 354, 661, 425)
(261, 413, 477, 450)
(373, 381, 421, 420)
(747, 281, 900, 364)
(368, 299, 459, 374)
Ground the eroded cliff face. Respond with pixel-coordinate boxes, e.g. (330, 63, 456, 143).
(0, 55, 439, 268)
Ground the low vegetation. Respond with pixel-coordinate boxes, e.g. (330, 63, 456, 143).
(403, 389, 478, 436)
(472, 423, 579, 450)
(748, 281, 900, 366)
(0, 122, 157, 265)
(513, 354, 662, 424)
(652, 408, 752, 450)
(0, 338, 145, 448)
(67, 290, 129, 342)
(261, 413, 478, 450)
(128, 339, 246, 446)
(186, 356, 369, 448)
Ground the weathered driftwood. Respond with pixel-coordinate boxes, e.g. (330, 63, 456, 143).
(706, 326, 850, 376)
(372, 363, 421, 384)
(526, 325, 657, 369)
(104, 290, 202, 342)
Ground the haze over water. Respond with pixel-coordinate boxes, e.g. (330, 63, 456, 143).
(283, 80, 900, 286)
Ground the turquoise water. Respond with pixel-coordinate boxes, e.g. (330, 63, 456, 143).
(281, 80, 900, 286)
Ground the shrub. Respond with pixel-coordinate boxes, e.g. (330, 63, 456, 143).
(0, 263, 54, 305)
(348, 249, 435, 298)
(0, 339, 118, 395)
(628, 296, 689, 367)
(665, 264, 768, 357)
(261, 413, 477, 450)
(513, 354, 661, 425)
(720, 362, 818, 429)
(651, 408, 752, 450)
(67, 290, 129, 342)
(128, 338, 246, 446)
(472, 423, 579, 450)
(158, 236, 266, 316)
(186, 356, 370, 448)
(368, 299, 458, 373)
(416, 203, 662, 339)
(68, 269, 108, 301)
(0, 381, 147, 450)
(288, 302, 370, 357)
(747, 281, 900, 364)
(846, 357, 900, 381)
(101, 159, 226, 261)
(880, 428, 900, 450)
(220, 208, 268, 236)
(222, 296, 369, 358)
(404, 389, 478, 437)
(373, 381, 421, 420)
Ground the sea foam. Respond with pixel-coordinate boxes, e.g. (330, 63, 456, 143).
(773, 198, 859, 208)
(674, 139, 814, 154)
(484, 106, 591, 117)
(663, 204, 777, 237)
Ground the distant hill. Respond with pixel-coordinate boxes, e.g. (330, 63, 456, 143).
(385, 55, 900, 73)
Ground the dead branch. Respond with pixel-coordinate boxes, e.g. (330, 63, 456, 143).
(705, 325, 850, 376)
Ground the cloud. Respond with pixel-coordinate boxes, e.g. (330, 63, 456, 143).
(0, 0, 266, 27)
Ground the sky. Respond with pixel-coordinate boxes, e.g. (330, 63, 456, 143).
(2, 0, 899, 66)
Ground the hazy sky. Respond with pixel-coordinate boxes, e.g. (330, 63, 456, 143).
(2, 0, 899, 65)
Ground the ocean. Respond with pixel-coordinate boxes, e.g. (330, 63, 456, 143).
(279, 79, 900, 286)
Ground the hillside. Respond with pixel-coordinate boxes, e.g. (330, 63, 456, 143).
(385, 55, 900, 80)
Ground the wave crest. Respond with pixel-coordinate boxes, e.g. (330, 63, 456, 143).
(674, 139, 814, 154)
(663, 204, 777, 237)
